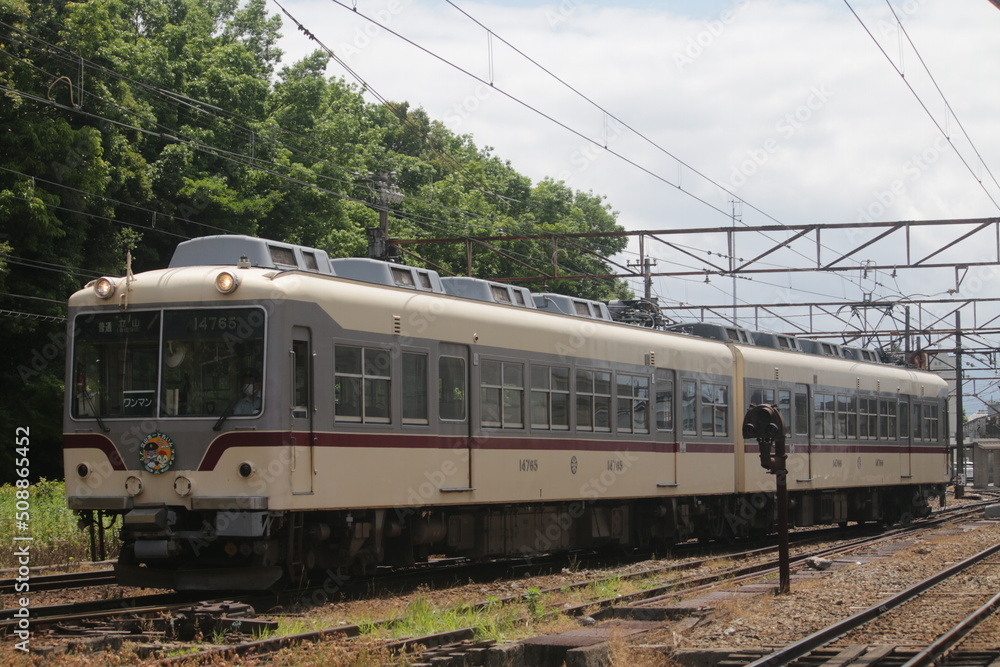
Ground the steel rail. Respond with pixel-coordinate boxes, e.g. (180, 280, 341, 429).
(745, 541, 1000, 667)
(901, 590, 1000, 667)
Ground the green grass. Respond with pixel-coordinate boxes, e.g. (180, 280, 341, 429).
(360, 595, 525, 643)
(0, 479, 110, 568)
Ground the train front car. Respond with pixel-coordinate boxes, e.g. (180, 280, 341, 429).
(63, 237, 318, 590)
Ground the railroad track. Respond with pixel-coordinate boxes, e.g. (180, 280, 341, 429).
(157, 502, 995, 665)
(0, 568, 116, 595)
(734, 540, 1000, 666)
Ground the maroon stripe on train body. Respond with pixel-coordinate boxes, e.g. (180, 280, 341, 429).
(198, 431, 725, 471)
(63, 433, 127, 470)
(744, 441, 948, 455)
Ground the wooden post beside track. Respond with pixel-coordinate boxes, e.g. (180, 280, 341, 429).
(742, 404, 791, 595)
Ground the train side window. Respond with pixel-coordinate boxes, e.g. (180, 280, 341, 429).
(617, 373, 650, 434)
(846, 396, 858, 439)
(836, 395, 848, 439)
(402, 352, 428, 425)
(439, 356, 466, 421)
(860, 397, 878, 440)
(480, 359, 523, 429)
(879, 400, 897, 440)
(923, 403, 939, 441)
(751, 388, 774, 405)
(531, 365, 570, 431)
(778, 390, 791, 436)
(899, 399, 909, 439)
(334, 345, 390, 423)
(655, 376, 674, 432)
(814, 393, 834, 439)
(292, 339, 310, 419)
(912, 403, 923, 440)
(576, 370, 612, 432)
(701, 383, 728, 437)
(794, 384, 809, 436)
(682, 380, 698, 435)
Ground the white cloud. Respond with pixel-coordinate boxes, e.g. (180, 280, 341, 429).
(274, 0, 1000, 360)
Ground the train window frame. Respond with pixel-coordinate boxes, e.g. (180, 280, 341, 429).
(402, 351, 429, 425)
(334, 344, 391, 424)
(616, 373, 650, 435)
(701, 382, 728, 437)
(778, 389, 791, 437)
(922, 403, 940, 441)
(480, 358, 524, 429)
(879, 399, 897, 440)
(575, 369, 612, 433)
(794, 384, 809, 436)
(814, 393, 835, 439)
(836, 395, 849, 439)
(859, 397, 878, 440)
(438, 356, 467, 422)
(530, 365, 570, 431)
(899, 397, 910, 440)
(655, 370, 674, 433)
(681, 379, 698, 436)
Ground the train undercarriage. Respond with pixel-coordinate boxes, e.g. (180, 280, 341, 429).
(103, 483, 945, 591)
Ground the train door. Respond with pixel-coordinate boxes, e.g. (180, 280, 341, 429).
(899, 398, 912, 477)
(654, 368, 677, 488)
(438, 343, 473, 491)
(290, 327, 314, 494)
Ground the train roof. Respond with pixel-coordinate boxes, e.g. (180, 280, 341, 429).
(330, 257, 445, 293)
(532, 293, 612, 320)
(169, 235, 335, 274)
(439, 277, 536, 308)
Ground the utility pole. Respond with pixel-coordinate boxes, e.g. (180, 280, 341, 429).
(730, 199, 742, 325)
(366, 171, 404, 262)
(955, 310, 965, 499)
(627, 235, 657, 300)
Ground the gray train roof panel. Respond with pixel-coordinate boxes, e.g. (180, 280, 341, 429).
(665, 322, 754, 344)
(440, 277, 536, 308)
(330, 258, 445, 293)
(532, 293, 611, 320)
(169, 235, 335, 275)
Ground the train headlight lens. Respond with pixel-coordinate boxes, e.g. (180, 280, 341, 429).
(174, 476, 192, 497)
(125, 476, 143, 496)
(238, 462, 254, 478)
(215, 271, 239, 294)
(94, 277, 116, 299)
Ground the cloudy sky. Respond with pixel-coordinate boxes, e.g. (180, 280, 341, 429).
(272, 0, 1000, 402)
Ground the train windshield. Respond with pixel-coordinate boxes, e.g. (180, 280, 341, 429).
(72, 308, 265, 419)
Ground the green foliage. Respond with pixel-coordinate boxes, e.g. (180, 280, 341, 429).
(0, 0, 633, 482)
(0, 479, 100, 567)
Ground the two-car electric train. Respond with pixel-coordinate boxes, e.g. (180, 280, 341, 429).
(63, 235, 950, 590)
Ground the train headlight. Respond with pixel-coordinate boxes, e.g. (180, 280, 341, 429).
(125, 475, 143, 496)
(94, 277, 116, 299)
(215, 270, 240, 294)
(238, 462, 255, 478)
(77, 464, 90, 478)
(174, 476, 192, 497)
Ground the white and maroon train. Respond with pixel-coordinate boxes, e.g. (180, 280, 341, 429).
(63, 235, 949, 590)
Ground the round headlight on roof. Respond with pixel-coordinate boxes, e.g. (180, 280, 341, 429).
(215, 270, 239, 294)
(94, 277, 116, 299)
